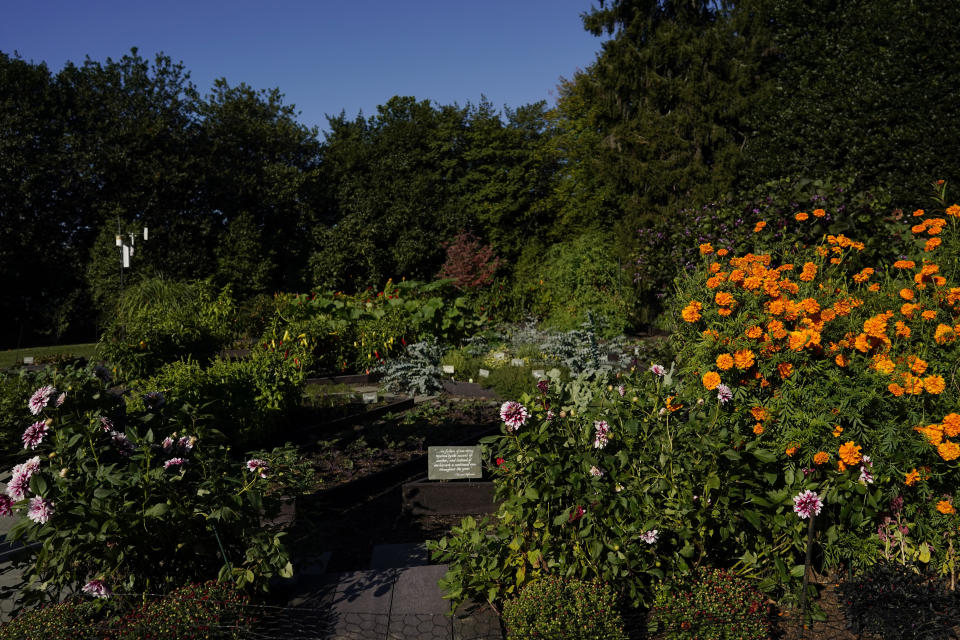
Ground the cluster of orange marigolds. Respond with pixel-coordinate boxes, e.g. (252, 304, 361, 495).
(681, 203, 960, 501)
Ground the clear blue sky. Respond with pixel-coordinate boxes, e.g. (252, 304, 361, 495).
(2, 0, 607, 133)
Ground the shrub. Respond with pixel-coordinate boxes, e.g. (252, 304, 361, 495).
(501, 574, 627, 640)
(2, 379, 303, 611)
(838, 562, 960, 640)
(97, 278, 237, 381)
(646, 568, 772, 640)
(0, 580, 254, 639)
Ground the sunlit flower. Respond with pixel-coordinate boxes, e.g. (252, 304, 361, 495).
(753, 221, 767, 233)
(795, 212, 809, 221)
(752, 423, 764, 435)
(163, 458, 186, 470)
(943, 413, 960, 438)
(923, 375, 945, 394)
(500, 401, 528, 431)
(716, 353, 734, 370)
(82, 580, 112, 599)
(733, 349, 755, 370)
(716, 384, 732, 404)
(785, 444, 798, 457)
(649, 364, 666, 376)
(938, 440, 960, 462)
(6, 456, 41, 501)
(27, 496, 54, 524)
(839, 441, 862, 465)
(589, 465, 604, 477)
(813, 451, 830, 465)
(936, 500, 956, 515)
(682, 301, 703, 323)
(793, 490, 823, 519)
(905, 469, 920, 486)
(813, 208, 826, 218)
(702, 371, 721, 390)
(641, 529, 659, 544)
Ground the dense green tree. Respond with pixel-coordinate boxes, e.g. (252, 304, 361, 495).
(742, 0, 960, 204)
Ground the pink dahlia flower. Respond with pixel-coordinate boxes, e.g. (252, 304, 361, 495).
(499, 401, 528, 431)
(22, 421, 50, 450)
(28, 385, 55, 416)
(793, 490, 823, 519)
(593, 420, 610, 449)
(27, 496, 54, 524)
(163, 457, 186, 470)
(641, 529, 659, 544)
(82, 580, 112, 599)
(246, 458, 270, 478)
(0, 495, 14, 517)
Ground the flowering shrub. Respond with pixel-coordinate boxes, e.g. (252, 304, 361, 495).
(0, 580, 254, 639)
(1, 372, 306, 611)
(646, 567, 772, 640)
(501, 574, 627, 640)
(668, 181, 960, 578)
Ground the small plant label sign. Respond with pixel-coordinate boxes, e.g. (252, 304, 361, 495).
(428, 446, 482, 480)
(511, 358, 524, 367)
(442, 365, 455, 375)
(492, 351, 506, 360)
(362, 391, 378, 404)
(478, 369, 490, 378)
(23, 357, 34, 364)
(532, 369, 546, 379)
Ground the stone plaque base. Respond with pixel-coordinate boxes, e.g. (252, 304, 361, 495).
(401, 480, 498, 515)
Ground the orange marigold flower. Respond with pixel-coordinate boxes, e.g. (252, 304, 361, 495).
(900, 303, 918, 318)
(682, 301, 703, 323)
(912, 208, 926, 217)
(718, 307, 733, 317)
(832, 425, 844, 437)
(868, 283, 880, 292)
(715, 291, 735, 306)
(838, 460, 847, 472)
(888, 382, 904, 396)
(937, 440, 960, 461)
(934, 323, 956, 344)
(800, 298, 821, 314)
(785, 444, 798, 456)
(899, 288, 915, 300)
(894, 259, 916, 269)
(753, 221, 767, 233)
(716, 353, 735, 370)
(903, 374, 924, 395)
(946, 204, 960, 218)
(700, 243, 714, 255)
(665, 396, 683, 412)
(734, 349, 755, 370)
(751, 406, 770, 422)
(753, 423, 764, 435)
(943, 413, 960, 438)
(813, 208, 826, 218)
(924, 237, 941, 251)
(908, 356, 927, 375)
(745, 326, 763, 339)
(777, 362, 793, 379)
(795, 212, 809, 221)
(871, 355, 895, 375)
(894, 321, 911, 338)
(838, 441, 862, 465)
(702, 371, 721, 390)
(854, 333, 871, 353)
(813, 451, 830, 465)
(936, 500, 956, 515)
(717, 248, 729, 257)
(905, 469, 920, 486)
(835, 354, 848, 367)
(914, 424, 943, 446)
(924, 375, 946, 394)
(921, 309, 937, 321)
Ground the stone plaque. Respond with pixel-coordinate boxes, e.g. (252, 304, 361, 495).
(532, 369, 545, 379)
(362, 391, 378, 404)
(442, 365, 455, 374)
(478, 369, 490, 378)
(428, 446, 482, 480)
(511, 358, 524, 367)
(22, 357, 34, 365)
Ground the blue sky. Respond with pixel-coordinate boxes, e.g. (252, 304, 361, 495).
(2, 1, 607, 133)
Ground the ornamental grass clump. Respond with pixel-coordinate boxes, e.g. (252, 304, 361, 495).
(501, 574, 627, 640)
(669, 180, 960, 580)
(646, 568, 772, 640)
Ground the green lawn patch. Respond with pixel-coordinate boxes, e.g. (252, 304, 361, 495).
(0, 343, 97, 369)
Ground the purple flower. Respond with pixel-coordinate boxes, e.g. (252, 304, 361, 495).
(546, 410, 555, 421)
(499, 401, 528, 431)
(246, 458, 270, 478)
(593, 420, 610, 449)
(617, 385, 626, 397)
(82, 580, 112, 599)
(0, 495, 13, 517)
(27, 496, 54, 524)
(716, 384, 732, 404)
(6, 457, 41, 501)
(641, 529, 659, 544)
(28, 385, 55, 416)
(649, 364, 666, 377)
(793, 490, 823, 519)
(161, 437, 174, 452)
(22, 421, 50, 450)
(163, 458, 186, 470)
(110, 431, 135, 457)
(536, 380, 549, 394)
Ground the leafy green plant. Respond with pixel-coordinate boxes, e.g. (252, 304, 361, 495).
(646, 568, 771, 640)
(97, 277, 237, 381)
(2, 376, 301, 613)
(0, 580, 255, 639)
(501, 574, 627, 640)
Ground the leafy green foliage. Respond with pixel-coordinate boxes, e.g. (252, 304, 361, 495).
(646, 567, 771, 639)
(3, 374, 303, 611)
(97, 278, 237, 381)
(501, 574, 627, 640)
(0, 580, 255, 639)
